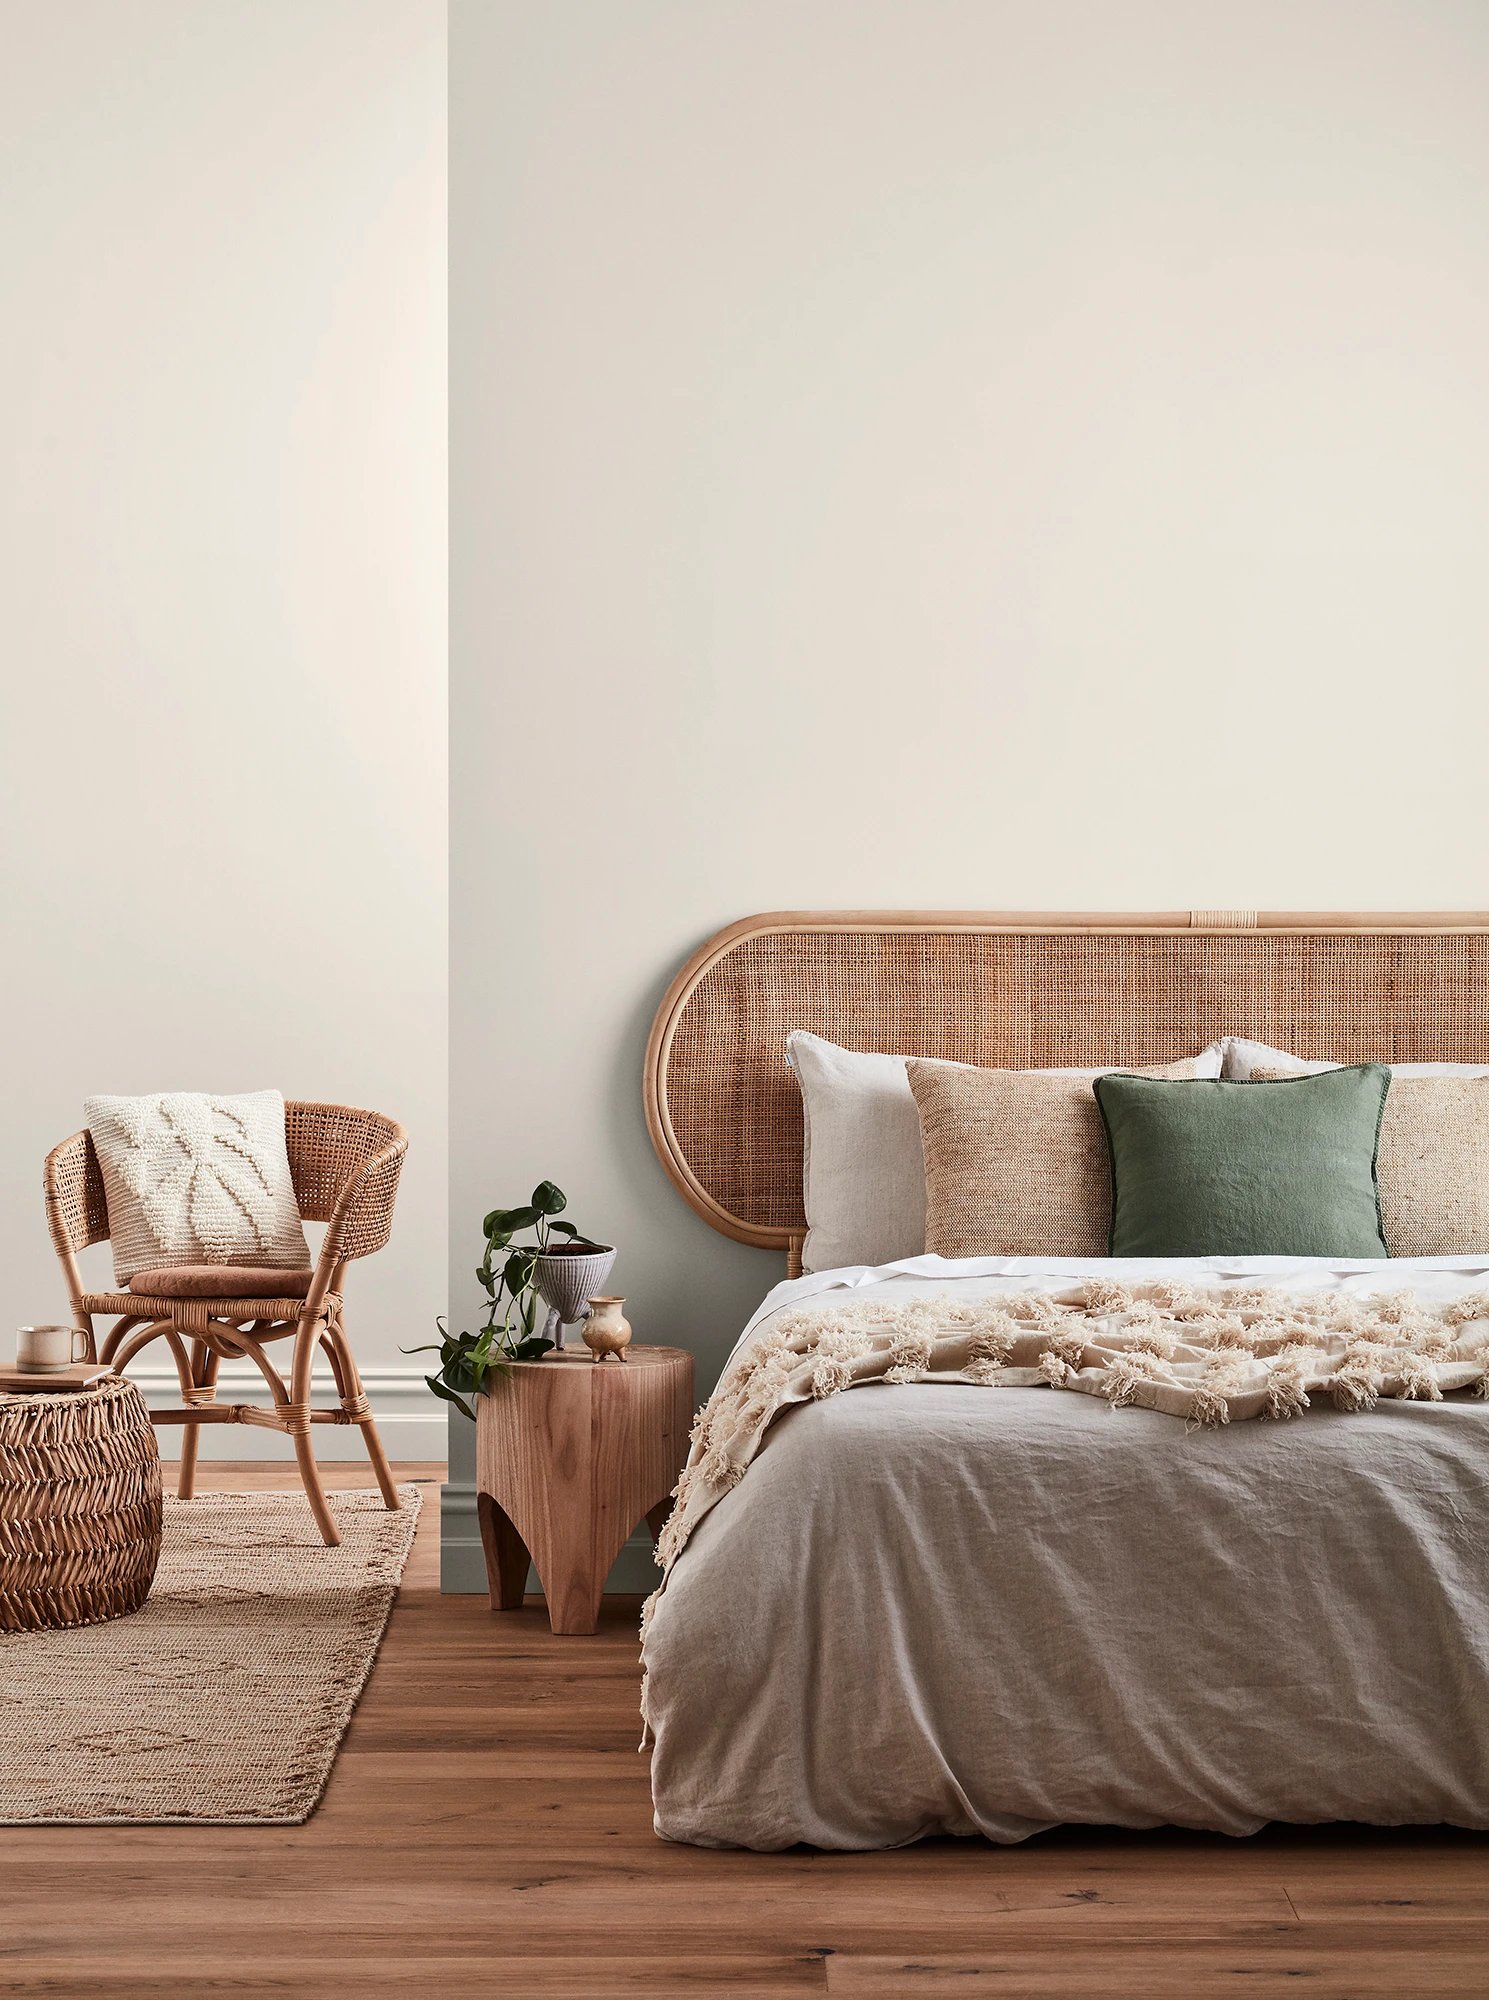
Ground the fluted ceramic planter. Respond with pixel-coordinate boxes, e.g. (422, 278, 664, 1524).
(533, 1245, 616, 1350)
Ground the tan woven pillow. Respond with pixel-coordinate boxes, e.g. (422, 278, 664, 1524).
(1252, 1070, 1489, 1257)
(906, 1058, 1199, 1258)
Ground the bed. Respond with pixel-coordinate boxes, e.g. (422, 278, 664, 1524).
(639, 910, 1489, 1851)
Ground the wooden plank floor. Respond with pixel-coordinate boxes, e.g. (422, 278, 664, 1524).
(5, 1462, 1487, 1998)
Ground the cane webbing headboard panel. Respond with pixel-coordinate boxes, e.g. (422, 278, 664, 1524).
(643, 910, 1489, 1254)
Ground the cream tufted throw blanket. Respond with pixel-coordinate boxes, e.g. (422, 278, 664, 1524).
(641, 1277, 1489, 1643)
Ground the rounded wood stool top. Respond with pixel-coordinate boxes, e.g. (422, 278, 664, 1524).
(506, 1343, 693, 1370)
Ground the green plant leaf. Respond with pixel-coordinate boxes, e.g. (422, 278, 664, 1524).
(510, 1336, 554, 1360)
(503, 1248, 537, 1290)
(531, 1181, 567, 1215)
(485, 1206, 538, 1236)
(425, 1374, 475, 1421)
(545, 1220, 578, 1238)
(406, 1315, 462, 1360)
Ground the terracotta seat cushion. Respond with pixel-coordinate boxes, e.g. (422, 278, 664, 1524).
(127, 1266, 316, 1299)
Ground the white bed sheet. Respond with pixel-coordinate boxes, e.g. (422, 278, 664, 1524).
(645, 1255, 1489, 1851)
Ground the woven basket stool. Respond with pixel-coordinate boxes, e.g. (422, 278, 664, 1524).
(0, 1376, 162, 1632)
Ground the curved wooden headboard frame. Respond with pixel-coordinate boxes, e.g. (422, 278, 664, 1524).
(644, 909, 1489, 1276)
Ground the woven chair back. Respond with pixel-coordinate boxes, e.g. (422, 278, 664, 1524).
(285, 1102, 406, 1258)
(45, 1102, 406, 1263)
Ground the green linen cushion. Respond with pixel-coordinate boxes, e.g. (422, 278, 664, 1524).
(1091, 1066, 1391, 1259)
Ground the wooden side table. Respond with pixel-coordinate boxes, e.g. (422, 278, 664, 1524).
(475, 1345, 694, 1636)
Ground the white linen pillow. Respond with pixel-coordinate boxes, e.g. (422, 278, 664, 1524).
(786, 1031, 1224, 1274)
(1221, 1036, 1489, 1080)
(1221, 1038, 1337, 1080)
(84, 1089, 311, 1286)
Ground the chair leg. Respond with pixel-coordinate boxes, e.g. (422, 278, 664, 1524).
(176, 1340, 218, 1501)
(359, 1416, 400, 1512)
(292, 1427, 341, 1548)
(327, 1318, 400, 1512)
(291, 1314, 340, 1548)
(177, 1421, 201, 1501)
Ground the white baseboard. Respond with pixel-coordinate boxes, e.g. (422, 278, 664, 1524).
(127, 1362, 445, 1461)
(129, 1367, 656, 1591)
(438, 1479, 661, 1596)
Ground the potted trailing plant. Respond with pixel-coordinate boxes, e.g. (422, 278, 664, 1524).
(410, 1181, 612, 1418)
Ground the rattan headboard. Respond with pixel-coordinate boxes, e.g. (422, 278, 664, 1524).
(643, 909, 1489, 1263)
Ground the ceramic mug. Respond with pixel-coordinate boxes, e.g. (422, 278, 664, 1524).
(16, 1325, 89, 1372)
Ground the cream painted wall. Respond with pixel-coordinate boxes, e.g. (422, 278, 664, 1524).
(458, 0, 1489, 1580)
(0, 2, 447, 1458)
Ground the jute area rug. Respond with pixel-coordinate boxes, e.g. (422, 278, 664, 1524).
(0, 1483, 421, 1826)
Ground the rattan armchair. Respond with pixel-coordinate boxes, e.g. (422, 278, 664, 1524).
(43, 1103, 408, 1547)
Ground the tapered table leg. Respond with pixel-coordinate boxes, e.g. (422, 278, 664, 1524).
(477, 1491, 532, 1611)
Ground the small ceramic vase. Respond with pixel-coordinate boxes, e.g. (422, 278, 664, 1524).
(582, 1297, 631, 1362)
(534, 1246, 616, 1350)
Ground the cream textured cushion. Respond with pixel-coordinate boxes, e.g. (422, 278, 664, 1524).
(1251, 1068, 1489, 1257)
(788, 1033, 1223, 1273)
(84, 1090, 311, 1287)
(1222, 1036, 1489, 1081)
(907, 1058, 1201, 1259)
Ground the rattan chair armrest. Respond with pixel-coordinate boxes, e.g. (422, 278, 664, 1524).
(320, 1130, 408, 1266)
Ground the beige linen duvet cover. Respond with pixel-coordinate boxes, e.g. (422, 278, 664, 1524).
(642, 1255, 1489, 1851)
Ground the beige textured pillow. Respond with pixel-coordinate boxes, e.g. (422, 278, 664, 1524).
(1253, 1069, 1489, 1257)
(907, 1059, 1198, 1258)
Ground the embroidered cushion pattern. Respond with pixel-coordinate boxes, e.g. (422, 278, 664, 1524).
(84, 1090, 311, 1286)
